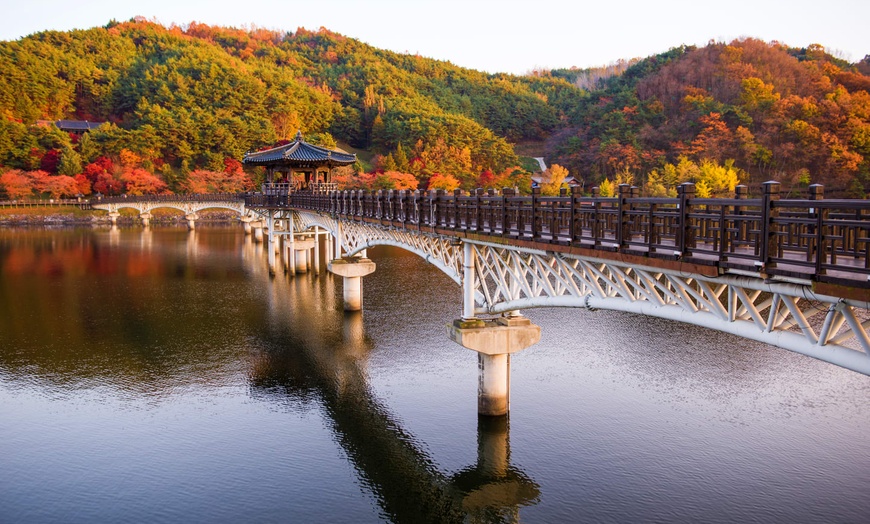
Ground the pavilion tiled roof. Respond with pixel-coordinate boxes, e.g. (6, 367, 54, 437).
(243, 131, 356, 167)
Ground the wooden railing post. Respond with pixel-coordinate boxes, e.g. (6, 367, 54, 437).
(501, 187, 512, 237)
(760, 181, 781, 269)
(569, 185, 581, 243)
(531, 187, 541, 240)
(475, 188, 484, 233)
(809, 184, 826, 274)
(677, 183, 696, 256)
(453, 189, 462, 230)
(591, 186, 601, 246)
(617, 184, 632, 249)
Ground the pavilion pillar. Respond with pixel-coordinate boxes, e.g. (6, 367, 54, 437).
(328, 257, 376, 311)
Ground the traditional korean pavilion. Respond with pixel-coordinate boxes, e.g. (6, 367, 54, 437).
(243, 131, 356, 193)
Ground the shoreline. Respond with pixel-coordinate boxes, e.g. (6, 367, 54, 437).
(0, 208, 241, 226)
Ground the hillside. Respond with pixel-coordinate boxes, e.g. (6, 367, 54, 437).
(1, 19, 868, 198)
(548, 39, 870, 196)
(0, 18, 583, 196)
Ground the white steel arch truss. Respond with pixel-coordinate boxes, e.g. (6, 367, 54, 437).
(287, 210, 870, 376)
(294, 211, 464, 284)
(469, 240, 870, 376)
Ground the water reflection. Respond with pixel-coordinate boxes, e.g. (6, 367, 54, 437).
(0, 226, 255, 395)
(245, 240, 539, 522)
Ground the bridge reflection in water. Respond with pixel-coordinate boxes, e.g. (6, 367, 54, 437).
(242, 237, 540, 522)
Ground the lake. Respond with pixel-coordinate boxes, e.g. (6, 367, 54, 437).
(1, 225, 868, 523)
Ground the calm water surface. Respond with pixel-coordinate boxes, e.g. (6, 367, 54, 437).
(1, 226, 868, 523)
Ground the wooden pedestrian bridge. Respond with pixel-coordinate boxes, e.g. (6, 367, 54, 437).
(93, 182, 870, 414)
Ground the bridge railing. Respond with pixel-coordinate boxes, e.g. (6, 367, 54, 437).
(92, 193, 245, 205)
(241, 182, 870, 287)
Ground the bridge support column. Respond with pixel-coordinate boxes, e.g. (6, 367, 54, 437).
(313, 228, 320, 275)
(185, 213, 198, 230)
(448, 316, 541, 416)
(252, 221, 264, 243)
(241, 215, 253, 234)
(328, 257, 376, 311)
(108, 211, 120, 225)
(139, 212, 152, 227)
(293, 238, 316, 273)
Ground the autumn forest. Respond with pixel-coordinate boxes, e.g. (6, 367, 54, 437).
(1, 18, 869, 200)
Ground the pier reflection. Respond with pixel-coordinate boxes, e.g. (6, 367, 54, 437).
(245, 239, 539, 522)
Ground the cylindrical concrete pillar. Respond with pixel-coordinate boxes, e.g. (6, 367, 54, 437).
(295, 248, 309, 273)
(253, 225, 264, 243)
(267, 236, 277, 275)
(478, 353, 510, 416)
(313, 232, 320, 275)
(140, 213, 151, 227)
(343, 275, 362, 311)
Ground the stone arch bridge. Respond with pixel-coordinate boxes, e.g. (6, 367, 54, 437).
(91, 193, 253, 229)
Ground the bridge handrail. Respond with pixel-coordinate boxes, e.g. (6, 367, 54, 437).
(91, 193, 245, 205)
(243, 182, 870, 288)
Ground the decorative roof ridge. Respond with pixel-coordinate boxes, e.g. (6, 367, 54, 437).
(282, 141, 302, 158)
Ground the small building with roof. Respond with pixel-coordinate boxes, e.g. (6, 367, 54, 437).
(243, 131, 356, 193)
(35, 120, 106, 134)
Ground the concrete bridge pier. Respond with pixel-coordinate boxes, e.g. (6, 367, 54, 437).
(139, 212, 152, 227)
(252, 221, 264, 243)
(241, 215, 253, 234)
(294, 238, 316, 273)
(328, 257, 376, 311)
(185, 213, 198, 230)
(108, 211, 120, 225)
(448, 316, 541, 416)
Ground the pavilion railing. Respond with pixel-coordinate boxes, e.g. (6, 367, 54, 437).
(243, 182, 870, 287)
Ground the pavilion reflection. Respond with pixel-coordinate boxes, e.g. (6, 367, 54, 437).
(246, 245, 539, 523)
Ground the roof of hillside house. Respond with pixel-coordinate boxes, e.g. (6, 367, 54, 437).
(55, 120, 105, 131)
(243, 131, 356, 167)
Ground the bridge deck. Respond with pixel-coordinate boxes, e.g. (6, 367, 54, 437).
(247, 186, 870, 296)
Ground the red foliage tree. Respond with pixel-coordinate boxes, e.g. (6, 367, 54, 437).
(39, 149, 62, 174)
(93, 172, 123, 195)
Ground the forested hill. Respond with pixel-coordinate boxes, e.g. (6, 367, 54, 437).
(548, 40, 870, 196)
(0, 18, 583, 196)
(1, 18, 869, 199)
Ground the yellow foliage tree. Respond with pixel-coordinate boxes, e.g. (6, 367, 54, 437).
(598, 178, 615, 197)
(539, 164, 570, 196)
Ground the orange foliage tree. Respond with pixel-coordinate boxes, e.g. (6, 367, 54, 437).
(182, 169, 254, 193)
(44, 175, 80, 199)
(427, 173, 461, 191)
(120, 168, 170, 195)
(0, 170, 34, 199)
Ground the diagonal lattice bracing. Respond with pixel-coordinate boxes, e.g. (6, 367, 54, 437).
(289, 210, 870, 376)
